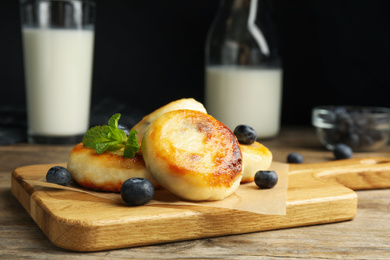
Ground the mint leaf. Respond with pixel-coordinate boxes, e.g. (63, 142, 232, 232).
(108, 113, 121, 129)
(82, 113, 139, 157)
(124, 129, 139, 158)
(96, 141, 124, 154)
(107, 113, 125, 141)
(96, 142, 113, 154)
(82, 125, 112, 151)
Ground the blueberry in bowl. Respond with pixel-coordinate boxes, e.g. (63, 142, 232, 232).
(312, 106, 390, 152)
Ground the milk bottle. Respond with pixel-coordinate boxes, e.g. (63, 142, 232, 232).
(206, 66, 282, 138)
(205, 0, 282, 139)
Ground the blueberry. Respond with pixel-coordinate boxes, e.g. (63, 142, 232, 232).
(254, 170, 278, 189)
(120, 178, 155, 206)
(46, 166, 72, 186)
(287, 152, 303, 164)
(333, 143, 353, 160)
(233, 125, 257, 145)
(118, 124, 130, 136)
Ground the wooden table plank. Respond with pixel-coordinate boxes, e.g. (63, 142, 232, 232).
(1, 127, 390, 259)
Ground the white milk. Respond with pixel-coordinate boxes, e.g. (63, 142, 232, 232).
(22, 28, 94, 136)
(205, 66, 282, 139)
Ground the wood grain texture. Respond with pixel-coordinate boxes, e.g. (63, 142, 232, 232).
(11, 156, 390, 252)
(2, 127, 390, 259)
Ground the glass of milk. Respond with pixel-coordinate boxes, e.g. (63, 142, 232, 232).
(205, 0, 282, 139)
(20, 0, 96, 144)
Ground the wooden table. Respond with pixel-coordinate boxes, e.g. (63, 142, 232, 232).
(1, 127, 390, 259)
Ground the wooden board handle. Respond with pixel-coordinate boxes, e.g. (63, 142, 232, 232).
(290, 157, 390, 190)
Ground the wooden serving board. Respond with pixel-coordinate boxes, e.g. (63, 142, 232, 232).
(11, 157, 390, 252)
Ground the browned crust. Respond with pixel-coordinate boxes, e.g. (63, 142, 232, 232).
(149, 110, 243, 188)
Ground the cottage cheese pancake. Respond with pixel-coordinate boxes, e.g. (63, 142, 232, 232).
(240, 141, 273, 183)
(142, 109, 243, 201)
(67, 143, 159, 192)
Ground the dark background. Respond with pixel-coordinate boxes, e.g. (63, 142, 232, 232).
(1, 0, 390, 129)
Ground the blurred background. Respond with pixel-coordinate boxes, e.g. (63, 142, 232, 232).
(1, 0, 390, 141)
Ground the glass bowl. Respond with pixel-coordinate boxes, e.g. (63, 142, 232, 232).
(312, 106, 390, 152)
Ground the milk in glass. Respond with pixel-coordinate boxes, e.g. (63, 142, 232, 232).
(22, 28, 94, 137)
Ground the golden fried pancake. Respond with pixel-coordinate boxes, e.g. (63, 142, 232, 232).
(142, 109, 243, 201)
(131, 98, 207, 146)
(67, 143, 159, 192)
(240, 141, 273, 183)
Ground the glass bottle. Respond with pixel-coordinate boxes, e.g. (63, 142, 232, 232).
(205, 0, 282, 139)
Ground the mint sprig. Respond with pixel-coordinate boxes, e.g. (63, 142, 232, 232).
(124, 129, 139, 158)
(82, 113, 139, 158)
